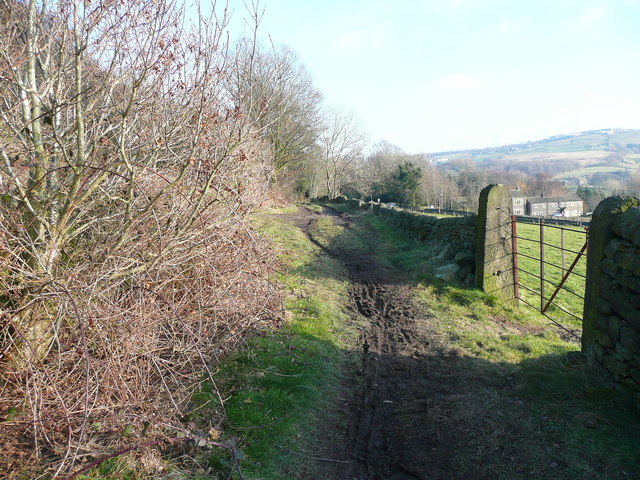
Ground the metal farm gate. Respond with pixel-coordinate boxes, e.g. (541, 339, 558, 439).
(511, 216, 589, 340)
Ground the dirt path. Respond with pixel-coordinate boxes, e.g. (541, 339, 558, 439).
(344, 280, 438, 480)
(290, 206, 460, 480)
(276, 205, 640, 480)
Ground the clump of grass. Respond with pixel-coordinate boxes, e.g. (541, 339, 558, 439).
(184, 210, 352, 479)
(303, 203, 323, 214)
(202, 297, 343, 478)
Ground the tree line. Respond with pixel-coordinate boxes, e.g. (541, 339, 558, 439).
(214, 21, 640, 212)
(0, 0, 314, 476)
(1, 0, 639, 476)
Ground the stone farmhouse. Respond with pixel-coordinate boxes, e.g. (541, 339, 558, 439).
(509, 188, 584, 217)
(510, 188, 527, 215)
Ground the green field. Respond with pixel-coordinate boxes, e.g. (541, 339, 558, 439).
(430, 129, 640, 185)
(515, 221, 588, 337)
(554, 165, 635, 179)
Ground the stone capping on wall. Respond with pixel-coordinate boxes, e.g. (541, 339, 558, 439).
(582, 196, 640, 411)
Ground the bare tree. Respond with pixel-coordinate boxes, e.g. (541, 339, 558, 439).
(420, 165, 460, 209)
(363, 140, 408, 199)
(229, 39, 323, 193)
(0, 0, 281, 476)
(1, 0, 246, 349)
(624, 170, 640, 195)
(523, 173, 567, 196)
(318, 108, 365, 199)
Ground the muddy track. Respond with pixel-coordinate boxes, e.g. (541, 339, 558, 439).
(293, 206, 452, 480)
(280, 206, 636, 480)
(348, 281, 426, 480)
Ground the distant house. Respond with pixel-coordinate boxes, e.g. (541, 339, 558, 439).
(510, 187, 527, 215)
(509, 188, 584, 217)
(526, 194, 583, 217)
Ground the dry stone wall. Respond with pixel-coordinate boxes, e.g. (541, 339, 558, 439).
(341, 199, 477, 284)
(339, 187, 516, 299)
(582, 196, 640, 411)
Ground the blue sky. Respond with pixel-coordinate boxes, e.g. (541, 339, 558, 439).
(226, 0, 640, 153)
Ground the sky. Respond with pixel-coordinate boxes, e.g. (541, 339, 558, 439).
(225, 0, 640, 153)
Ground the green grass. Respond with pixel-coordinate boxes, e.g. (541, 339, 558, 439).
(181, 208, 354, 479)
(199, 297, 342, 478)
(522, 144, 605, 154)
(554, 165, 634, 179)
(303, 203, 323, 214)
(515, 221, 588, 332)
(331, 204, 640, 479)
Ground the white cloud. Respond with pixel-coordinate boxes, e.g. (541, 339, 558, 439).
(575, 5, 608, 27)
(328, 7, 392, 55)
(435, 74, 483, 89)
(334, 31, 364, 53)
(490, 18, 529, 34)
(419, 0, 503, 12)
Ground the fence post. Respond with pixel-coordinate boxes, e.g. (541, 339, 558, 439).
(511, 215, 520, 302)
(475, 184, 516, 304)
(561, 227, 566, 277)
(540, 218, 545, 312)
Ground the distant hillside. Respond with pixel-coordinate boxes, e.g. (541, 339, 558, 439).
(431, 129, 640, 186)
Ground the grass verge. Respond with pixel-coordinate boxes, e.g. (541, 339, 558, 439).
(182, 206, 352, 479)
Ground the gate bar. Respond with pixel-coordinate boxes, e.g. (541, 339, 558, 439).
(515, 252, 586, 275)
(561, 227, 565, 277)
(511, 215, 519, 301)
(540, 218, 545, 312)
(516, 239, 586, 257)
(517, 268, 586, 301)
(518, 296, 581, 340)
(541, 241, 588, 313)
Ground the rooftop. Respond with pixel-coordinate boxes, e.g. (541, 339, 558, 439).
(527, 195, 582, 204)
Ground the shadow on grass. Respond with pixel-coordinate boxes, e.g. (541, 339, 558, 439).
(199, 205, 639, 480)
(204, 332, 640, 480)
(349, 349, 639, 480)
(304, 205, 639, 479)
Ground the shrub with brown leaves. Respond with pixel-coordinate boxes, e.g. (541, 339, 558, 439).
(0, 0, 284, 477)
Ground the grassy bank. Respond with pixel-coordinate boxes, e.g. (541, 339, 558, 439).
(76, 206, 353, 480)
(332, 203, 640, 479)
(183, 206, 354, 479)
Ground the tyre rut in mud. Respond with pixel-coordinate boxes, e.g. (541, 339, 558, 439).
(300, 206, 450, 480)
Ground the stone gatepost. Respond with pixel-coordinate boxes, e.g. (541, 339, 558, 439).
(582, 196, 640, 410)
(475, 184, 516, 303)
